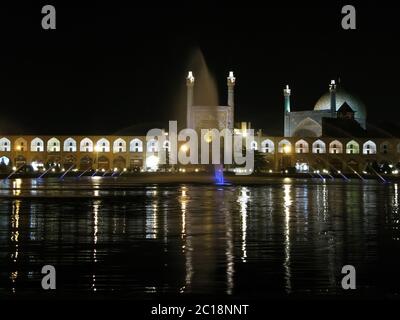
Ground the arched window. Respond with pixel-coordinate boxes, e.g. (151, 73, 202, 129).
(278, 139, 292, 153)
(80, 138, 94, 152)
(261, 139, 274, 153)
(14, 138, 27, 152)
(113, 138, 126, 153)
(250, 141, 258, 151)
(63, 138, 77, 152)
(295, 139, 309, 153)
(130, 138, 143, 152)
(380, 141, 390, 154)
(329, 140, 343, 154)
(0, 137, 11, 152)
(312, 140, 326, 154)
(47, 137, 61, 152)
(96, 138, 110, 152)
(31, 137, 44, 152)
(346, 140, 360, 154)
(363, 140, 377, 155)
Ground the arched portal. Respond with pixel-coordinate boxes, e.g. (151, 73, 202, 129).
(80, 156, 93, 170)
(113, 156, 126, 170)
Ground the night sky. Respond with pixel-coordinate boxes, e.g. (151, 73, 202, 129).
(0, 1, 399, 135)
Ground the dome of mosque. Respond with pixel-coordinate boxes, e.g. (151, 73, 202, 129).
(314, 86, 366, 128)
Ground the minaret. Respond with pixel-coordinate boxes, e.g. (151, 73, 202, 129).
(283, 85, 291, 137)
(186, 71, 195, 128)
(329, 80, 336, 117)
(227, 71, 236, 129)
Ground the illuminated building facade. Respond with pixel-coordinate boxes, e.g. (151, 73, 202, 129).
(0, 74, 399, 174)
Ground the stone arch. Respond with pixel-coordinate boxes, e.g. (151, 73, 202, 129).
(312, 139, 326, 154)
(80, 138, 93, 152)
(31, 137, 44, 152)
(130, 138, 143, 152)
(96, 138, 110, 152)
(113, 156, 126, 170)
(97, 155, 110, 170)
(329, 140, 343, 154)
(113, 138, 127, 153)
(346, 140, 360, 154)
(79, 156, 93, 170)
(380, 141, 391, 154)
(250, 141, 258, 151)
(63, 138, 77, 152)
(363, 140, 377, 155)
(0, 138, 11, 152)
(63, 155, 76, 168)
(278, 139, 292, 153)
(14, 138, 27, 152)
(295, 139, 309, 153)
(261, 139, 274, 153)
(47, 137, 61, 152)
(292, 117, 322, 137)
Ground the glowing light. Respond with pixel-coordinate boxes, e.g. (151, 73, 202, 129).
(146, 155, 159, 171)
(283, 145, 291, 153)
(195, 168, 199, 172)
(123, 168, 127, 172)
(16, 146, 21, 151)
(12, 166, 17, 171)
(228, 71, 236, 83)
(101, 168, 105, 172)
(337, 170, 341, 174)
(180, 144, 188, 152)
(113, 167, 118, 172)
(393, 170, 399, 175)
(94, 146, 101, 152)
(269, 169, 273, 173)
(51, 168, 55, 172)
(187, 71, 194, 83)
(285, 170, 288, 174)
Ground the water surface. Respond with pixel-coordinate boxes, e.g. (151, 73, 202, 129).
(0, 177, 399, 299)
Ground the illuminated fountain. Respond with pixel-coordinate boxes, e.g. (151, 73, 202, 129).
(181, 49, 235, 185)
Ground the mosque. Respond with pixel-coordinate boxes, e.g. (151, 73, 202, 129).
(283, 80, 367, 137)
(0, 72, 399, 175)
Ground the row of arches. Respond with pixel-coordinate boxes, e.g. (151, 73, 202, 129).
(252, 139, 400, 155)
(0, 137, 170, 153)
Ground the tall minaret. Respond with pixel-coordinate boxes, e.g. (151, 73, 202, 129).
(227, 71, 236, 129)
(186, 71, 195, 128)
(329, 80, 336, 117)
(283, 85, 291, 137)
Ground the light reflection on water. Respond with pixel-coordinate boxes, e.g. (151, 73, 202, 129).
(0, 177, 399, 298)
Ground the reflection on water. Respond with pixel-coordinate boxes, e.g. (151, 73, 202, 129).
(0, 177, 400, 298)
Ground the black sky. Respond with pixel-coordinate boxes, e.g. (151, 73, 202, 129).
(0, 1, 399, 135)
